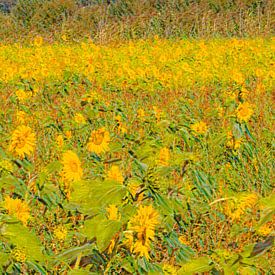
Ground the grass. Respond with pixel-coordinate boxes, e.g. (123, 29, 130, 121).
(0, 0, 274, 43)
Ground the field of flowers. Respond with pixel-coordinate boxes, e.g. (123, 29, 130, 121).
(0, 37, 274, 274)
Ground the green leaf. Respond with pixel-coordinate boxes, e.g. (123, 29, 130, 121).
(2, 222, 45, 262)
(81, 215, 122, 252)
(0, 252, 9, 266)
(68, 270, 91, 275)
(178, 256, 213, 275)
(70, 180, 127, 214)
(0, 175, 20, 189)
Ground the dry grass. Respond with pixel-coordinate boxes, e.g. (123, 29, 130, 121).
(0, 0, 274, 42)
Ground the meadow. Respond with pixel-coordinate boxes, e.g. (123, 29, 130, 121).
(0, 37, 274, 273)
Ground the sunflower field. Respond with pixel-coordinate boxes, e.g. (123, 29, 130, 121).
(0, 37, 274, 274)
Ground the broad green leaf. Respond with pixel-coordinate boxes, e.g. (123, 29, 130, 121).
(0, 252, 9, 266)
(81, 215, 122, 252)
(178, 256, 213, 275)
(2, 222, 45, 262)
(70, 180, 127, 214)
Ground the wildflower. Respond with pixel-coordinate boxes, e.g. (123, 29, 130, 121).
(236, 102, 254, 122)
(61, 151, 83, 182)
(153, 106, 163, 121)
(257, 223, 273, 236)
(123, 231, 134, 252)
(178, 235, 190, 246)
(107, 165, 123, 183)
(226, 131, 242, 150)
(56, 135, 64, 148)
(65, 130, 72, 139)
(137, 108, 145, 119)
(224, 193, 258, 221)
(87, 128, 110, 154)
(74, 113, 86, 124)
(61, 34, 67, 42)
(33, 36, 43, 47)
(53, 225, 67, 242)
(132, 240, 150, 259)
(11, 247, 27, 263)
(9, 125, 36, 158)
(191, 121, 208, 135)
(128, 205, 159, 259)
(15, 89, 30, 102)
(106, 204, 120, 221)
(3, 196, 30, 225)
(158, 147, 170, 166)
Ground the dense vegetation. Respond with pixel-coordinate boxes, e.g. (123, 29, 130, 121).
(0, 37, 274, 273)
(0, 0, 274, 274)
(0, 0, 274, 42)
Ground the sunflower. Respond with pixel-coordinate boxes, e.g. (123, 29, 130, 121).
(87, 127, 110, 154)
(15, 89, 30, 102)
(61, 150, 83, 182)
(53, 225, 67, 242)
(9, 125, 36, 158)
(3, 196, 30, 225)
(107, 165, 124, 183)
(128, 204, 159, 259)
(56, 135, 64, 148)
(236, 102, 254, 122)
(74, 113, 86, 125)
(106, 204, 121, 221)
(190, 121, 208, 135)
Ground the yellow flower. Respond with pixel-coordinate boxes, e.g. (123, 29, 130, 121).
(15, 90, 30, 102)
(61, 34, 67, 41)
(128, 205, 159, 258)
(226, 131, 242, 150)
(190, 121, 208, 135)
(158, 147, 170, 166)
(53, 225, 67, 242)
(257, 223, 273, 236)
(11, 247, 27, 263)
(65, 130, 72, 139)
(106, 204, 120, 221)
(56, 135, 64, 148)
(9, 125, 36, 158)
(107, 165, 123, 183)
(87, 128, 110, 154)
(224, 193, 258, 221)
(74, 113, 86, 124)
(236, 102, 254, 122)
(137, 108, 145, 119)
(3, 196, 30, 225)
(178, 235, 190, 246)
(132, 240, 150, 259)
(61, 150, 83, 182)
(123, 231, 134, 252)
(33, 36, 43, 47)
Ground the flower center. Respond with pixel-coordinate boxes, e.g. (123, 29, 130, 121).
(91, 131, 105, 145)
